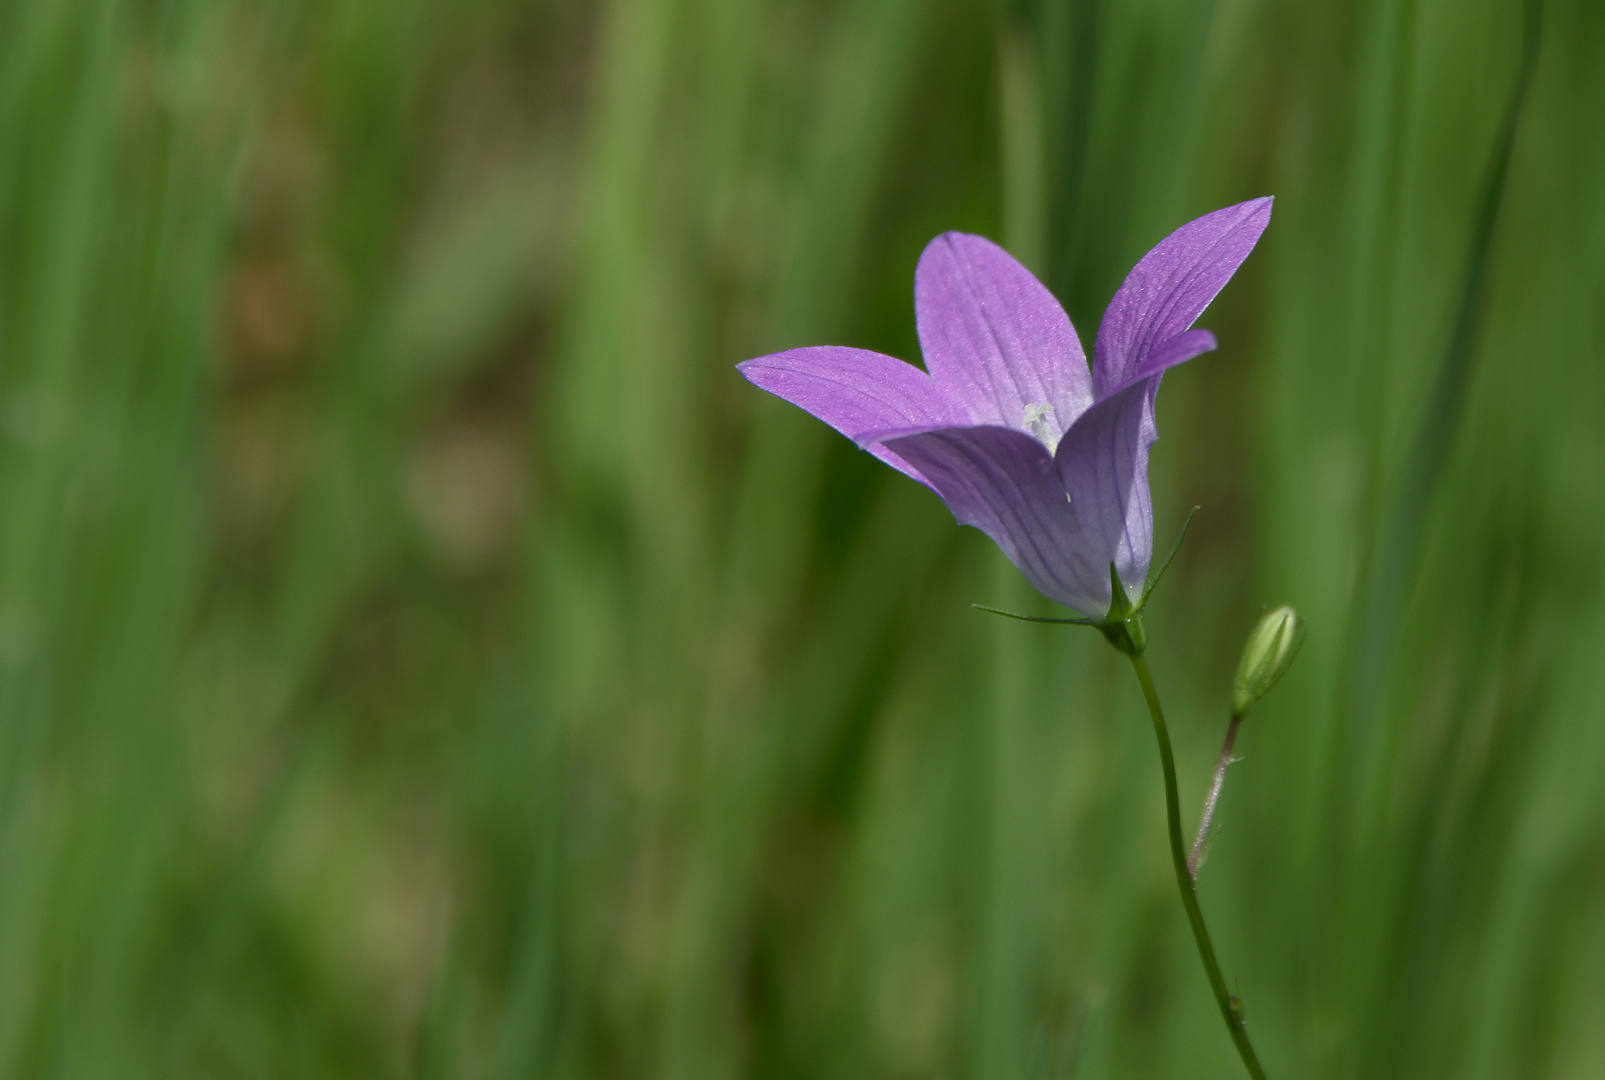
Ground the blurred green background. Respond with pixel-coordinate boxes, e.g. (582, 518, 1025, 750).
(1, 0, 1602, 1076)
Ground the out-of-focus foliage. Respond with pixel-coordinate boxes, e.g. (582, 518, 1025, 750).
(1, 0, 1602, 1077)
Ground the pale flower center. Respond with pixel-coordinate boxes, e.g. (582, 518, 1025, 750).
(1023, 402, 1056, 450)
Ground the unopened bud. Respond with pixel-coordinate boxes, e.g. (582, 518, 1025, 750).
(1232, 606, 1304, 717)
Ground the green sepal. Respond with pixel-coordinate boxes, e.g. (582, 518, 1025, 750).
(1137, 505, 1199, 613)
(1098, 563, 1148, 657)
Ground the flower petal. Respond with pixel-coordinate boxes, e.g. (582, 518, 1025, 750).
(879, 425, 1109, 615)
(1054, 377, 1159, 605)
(1132, 329, 1216, 384)
(1093, 197, 1271, 398)
(914, 232, 1092, 445)
(738, 346, 966, 485)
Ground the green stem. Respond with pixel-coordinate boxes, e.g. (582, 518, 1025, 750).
(1129, 653, 1268, 1080)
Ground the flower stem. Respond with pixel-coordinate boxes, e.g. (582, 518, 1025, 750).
(1128, 653, 1267, 1080)
(1189, 714, 1243, 878)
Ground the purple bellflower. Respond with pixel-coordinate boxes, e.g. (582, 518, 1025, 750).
(738, 198, 1271, 620)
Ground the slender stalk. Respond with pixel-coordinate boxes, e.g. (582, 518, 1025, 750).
(1129, 654, 1267, 1080)
(1189, 715, 1243, 877)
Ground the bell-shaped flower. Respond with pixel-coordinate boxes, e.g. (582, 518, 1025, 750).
(738, 198, 1271, 619)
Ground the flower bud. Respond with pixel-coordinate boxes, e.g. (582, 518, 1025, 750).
(1232, 606, 1304, 717)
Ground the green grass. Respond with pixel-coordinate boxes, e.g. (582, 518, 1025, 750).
(1, 0, 1603, 1076)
